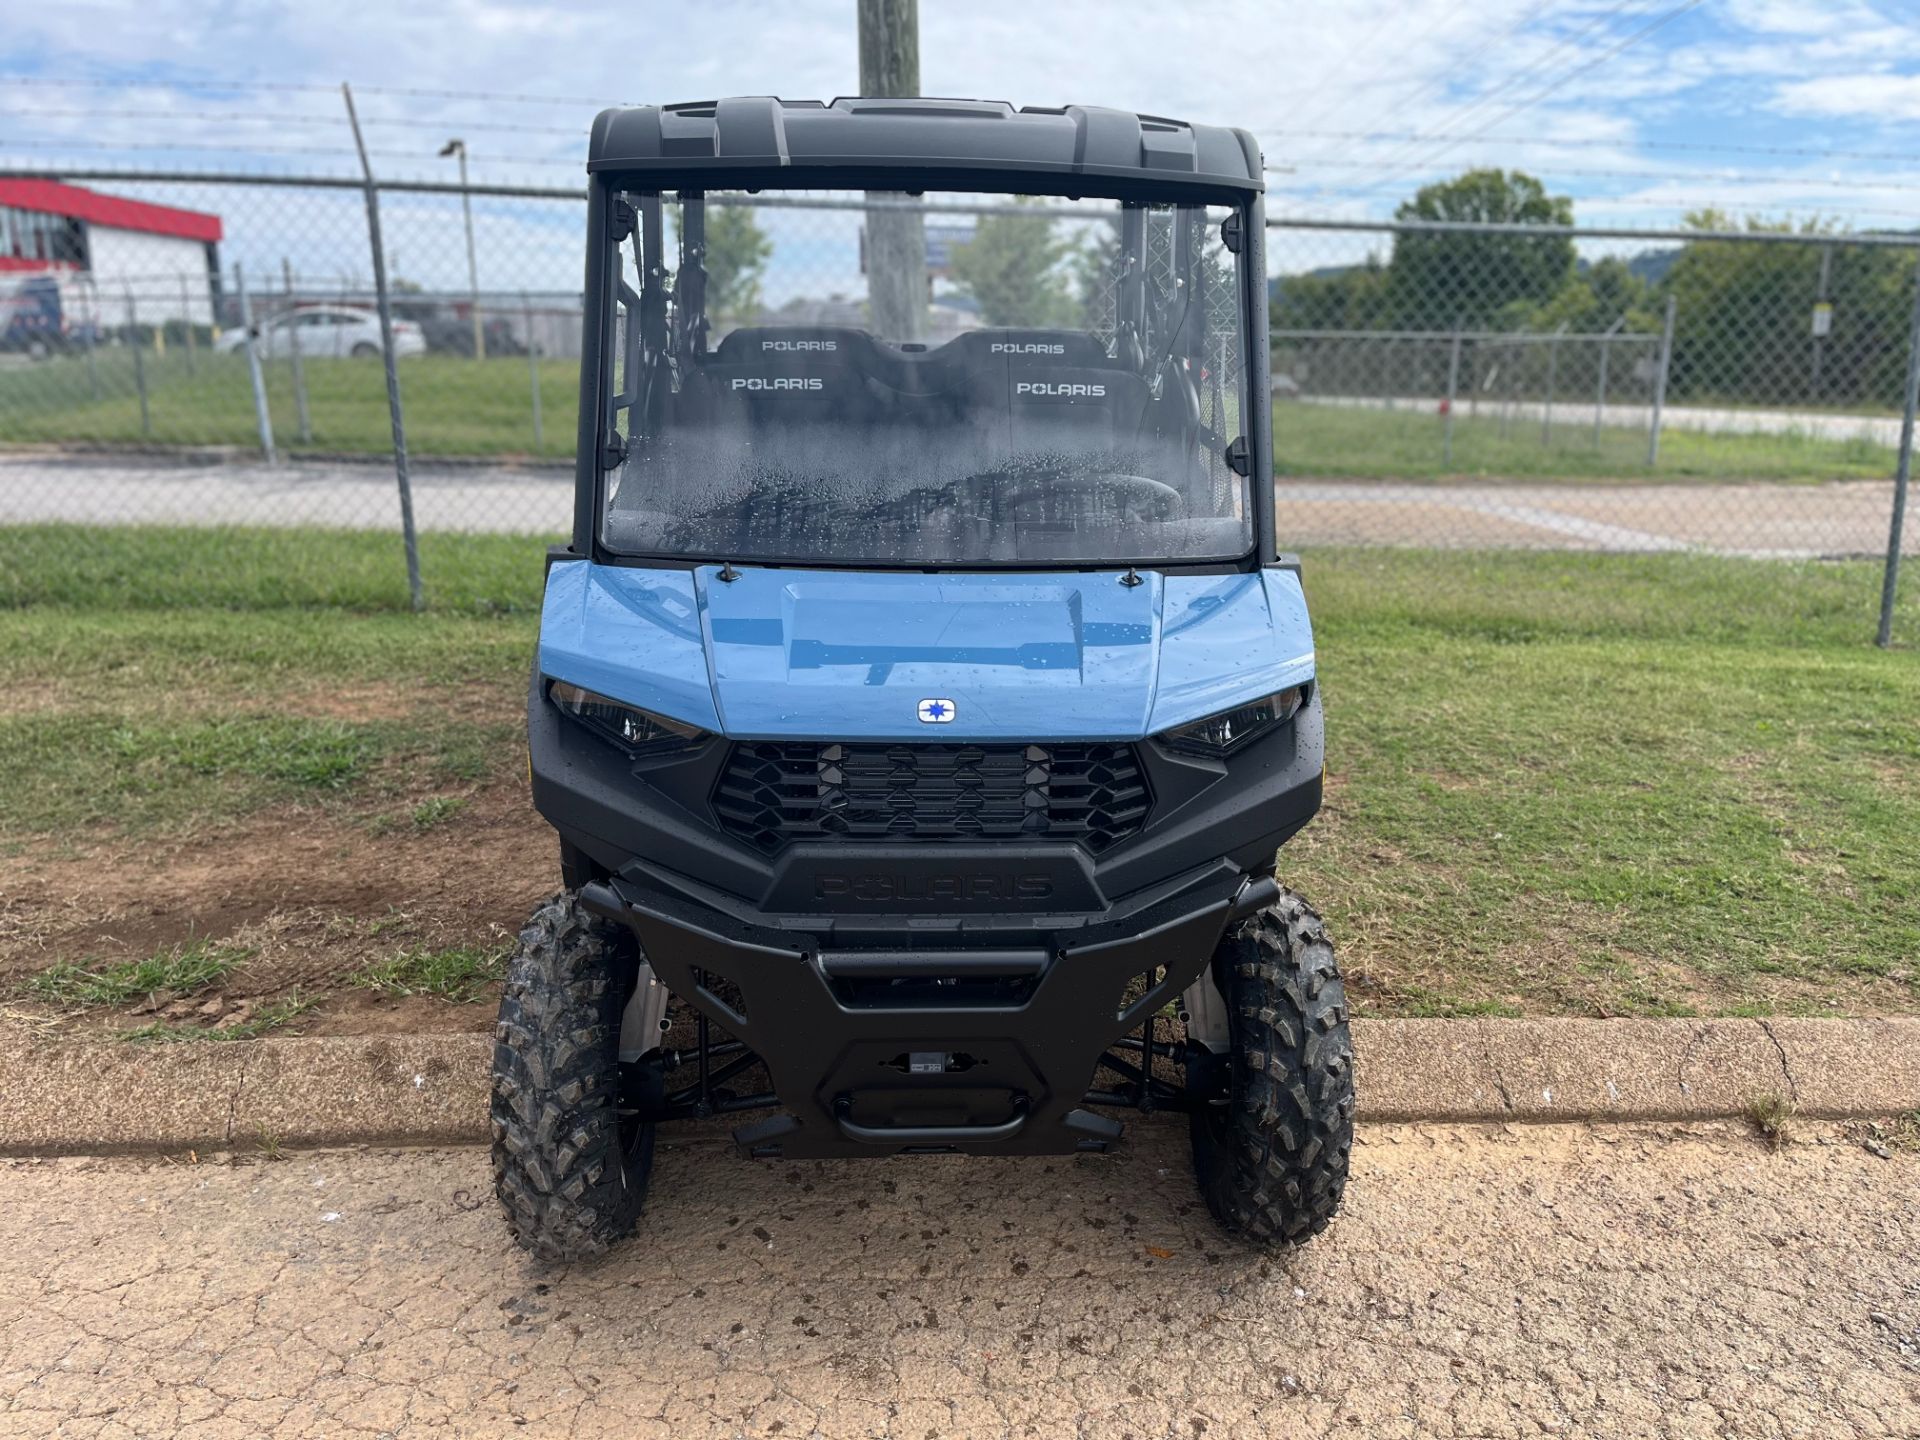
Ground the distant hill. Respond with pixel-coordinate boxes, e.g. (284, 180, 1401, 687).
(1621, 249, 1679, 285)
(1269, 263, 1358, 300)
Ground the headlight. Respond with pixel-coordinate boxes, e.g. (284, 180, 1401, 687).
(1157, 685, 1307, 758)
(547, 680, 709, 754)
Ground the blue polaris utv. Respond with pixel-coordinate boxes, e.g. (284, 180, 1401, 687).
(493, 97, 1352, 1261)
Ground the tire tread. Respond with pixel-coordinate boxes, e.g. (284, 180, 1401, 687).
(1190, 890, 1354, 1246)
(489, 892, 651, 1262)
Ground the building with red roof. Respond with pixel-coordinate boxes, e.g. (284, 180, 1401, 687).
(0, 178, 224, 332)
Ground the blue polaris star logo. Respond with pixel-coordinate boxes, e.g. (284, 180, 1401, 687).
(917, 698, 956, 724)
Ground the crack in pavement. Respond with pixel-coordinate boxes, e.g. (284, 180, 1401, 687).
(4, 1122, 1915, 1437)
(1481, 1034, 1516, 1115)
(1673, 1020, 1711, 1100)
(222, 1041, 259, 1149)
(1757, 1019, 1800, 1103)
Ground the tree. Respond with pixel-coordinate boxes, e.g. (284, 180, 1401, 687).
(1500, 257, 1657, 334)
(704, 204, 772, 323)
(1271, 259, 1390, 331)
(1071, 221, 1121, 332)
(1661, 210, 1910, 406)
(1388, 169, 1575, 328)
(948, 203, 1080, 327)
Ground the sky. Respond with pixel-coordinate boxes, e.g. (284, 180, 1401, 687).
(4, 0, 1920, 292)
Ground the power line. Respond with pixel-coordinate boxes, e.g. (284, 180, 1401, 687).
(1569, 197, 1920, 219)
(1341, 0, 1709, 203)
(0, 106, 587, 135)
(1268, 130, 1920, 166)
(1318, 0, 1641, 186)
(1277, 196, 1920, 223)
(1368, 0, 1559, 115)
(1273, 157, 1920, 194)
(0, 136, 578, 165)
(1291, 0, 1557, 168)
(0, 74, 606, 106)
(1285, 0, 1477, 137)
(0, 75, 341, 94)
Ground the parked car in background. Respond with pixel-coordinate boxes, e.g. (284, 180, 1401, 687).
(215, 304, 424, 359)
(415, 312, 527, 357)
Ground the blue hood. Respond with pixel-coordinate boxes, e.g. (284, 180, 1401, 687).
(539, 562, 1315, 742)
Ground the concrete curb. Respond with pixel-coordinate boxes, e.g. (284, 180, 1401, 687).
(2, 1018, 1917, 1155)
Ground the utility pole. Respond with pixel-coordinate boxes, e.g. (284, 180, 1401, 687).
(858, 0, 925, 343)
(441, 138, 486, 360)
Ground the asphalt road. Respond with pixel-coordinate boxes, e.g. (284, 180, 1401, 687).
(1, 453, 1912, 558)
(2, 1120, 1915, 1438)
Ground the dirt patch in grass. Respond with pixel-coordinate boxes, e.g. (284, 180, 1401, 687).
(8, 545, 1920, 1037)
(288, 679, 511, 725)
(1, 773, 548, 1041)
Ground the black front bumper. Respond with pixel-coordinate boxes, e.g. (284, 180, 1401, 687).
(531, 678, 1325, 1157)
(581, 872, 1274, 1159)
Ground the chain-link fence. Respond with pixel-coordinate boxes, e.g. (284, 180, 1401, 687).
(1267, 216, 1912, 560)
(0, 170, 1914, 638)
(1267, 219, 1919, 637)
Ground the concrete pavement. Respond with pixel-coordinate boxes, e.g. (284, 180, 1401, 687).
(1300, 395, 1911, 446)
(1274, 477, 1911, 557)
(1, 452, 1910, 557)
(7, 1019, 1919, 1156)
(1, 1122, 1914, 1438)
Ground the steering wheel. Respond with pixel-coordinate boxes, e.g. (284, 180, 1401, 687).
(998, 471, 1184, 522)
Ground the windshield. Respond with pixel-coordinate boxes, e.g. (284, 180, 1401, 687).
(598, 190, 1253, 567)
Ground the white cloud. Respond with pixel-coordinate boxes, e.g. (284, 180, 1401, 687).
(1720, 0, 1876, 38)
(1775, 71, 1920, 121)
(6, 0, 1920, 252)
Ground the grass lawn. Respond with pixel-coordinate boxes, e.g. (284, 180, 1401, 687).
(0, 350, 575, 461)
(1277, 398, 1900, 483)
(0, 348, 1902, 485)
(1, 526, 1916, 1020)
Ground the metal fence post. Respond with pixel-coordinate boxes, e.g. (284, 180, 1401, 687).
(524, 293, 544, 452)
(1500, 342, 1515, 439)
(234, 263, 276, 464)
(282, 257, 312, 445)
(1442, 321, 1462, 468)
(1875, 256, 1920, 648)
(343, 82, 425, 613)
(1542, 323, 1566, 447)
(178, 274, 196, 375)
(81, 280, 101, 402)
(1647, 294, 1678, 467)
(124, 286, 151, 440)
(1595, 316, 1623, 449)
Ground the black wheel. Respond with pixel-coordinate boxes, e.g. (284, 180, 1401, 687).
(1188, 890, 1354, 1245)
(351, 341, 379, 358)
(490, 892, 655, 1261)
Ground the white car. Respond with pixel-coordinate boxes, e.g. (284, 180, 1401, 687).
(215, 305, 425, 360)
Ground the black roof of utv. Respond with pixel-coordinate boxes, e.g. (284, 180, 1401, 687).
(587, 98, 1264, 201)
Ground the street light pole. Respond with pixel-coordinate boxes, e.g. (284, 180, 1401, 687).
(441, 138, 485, 360)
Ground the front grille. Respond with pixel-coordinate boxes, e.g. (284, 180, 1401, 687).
(714, 741, 1150, 856)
